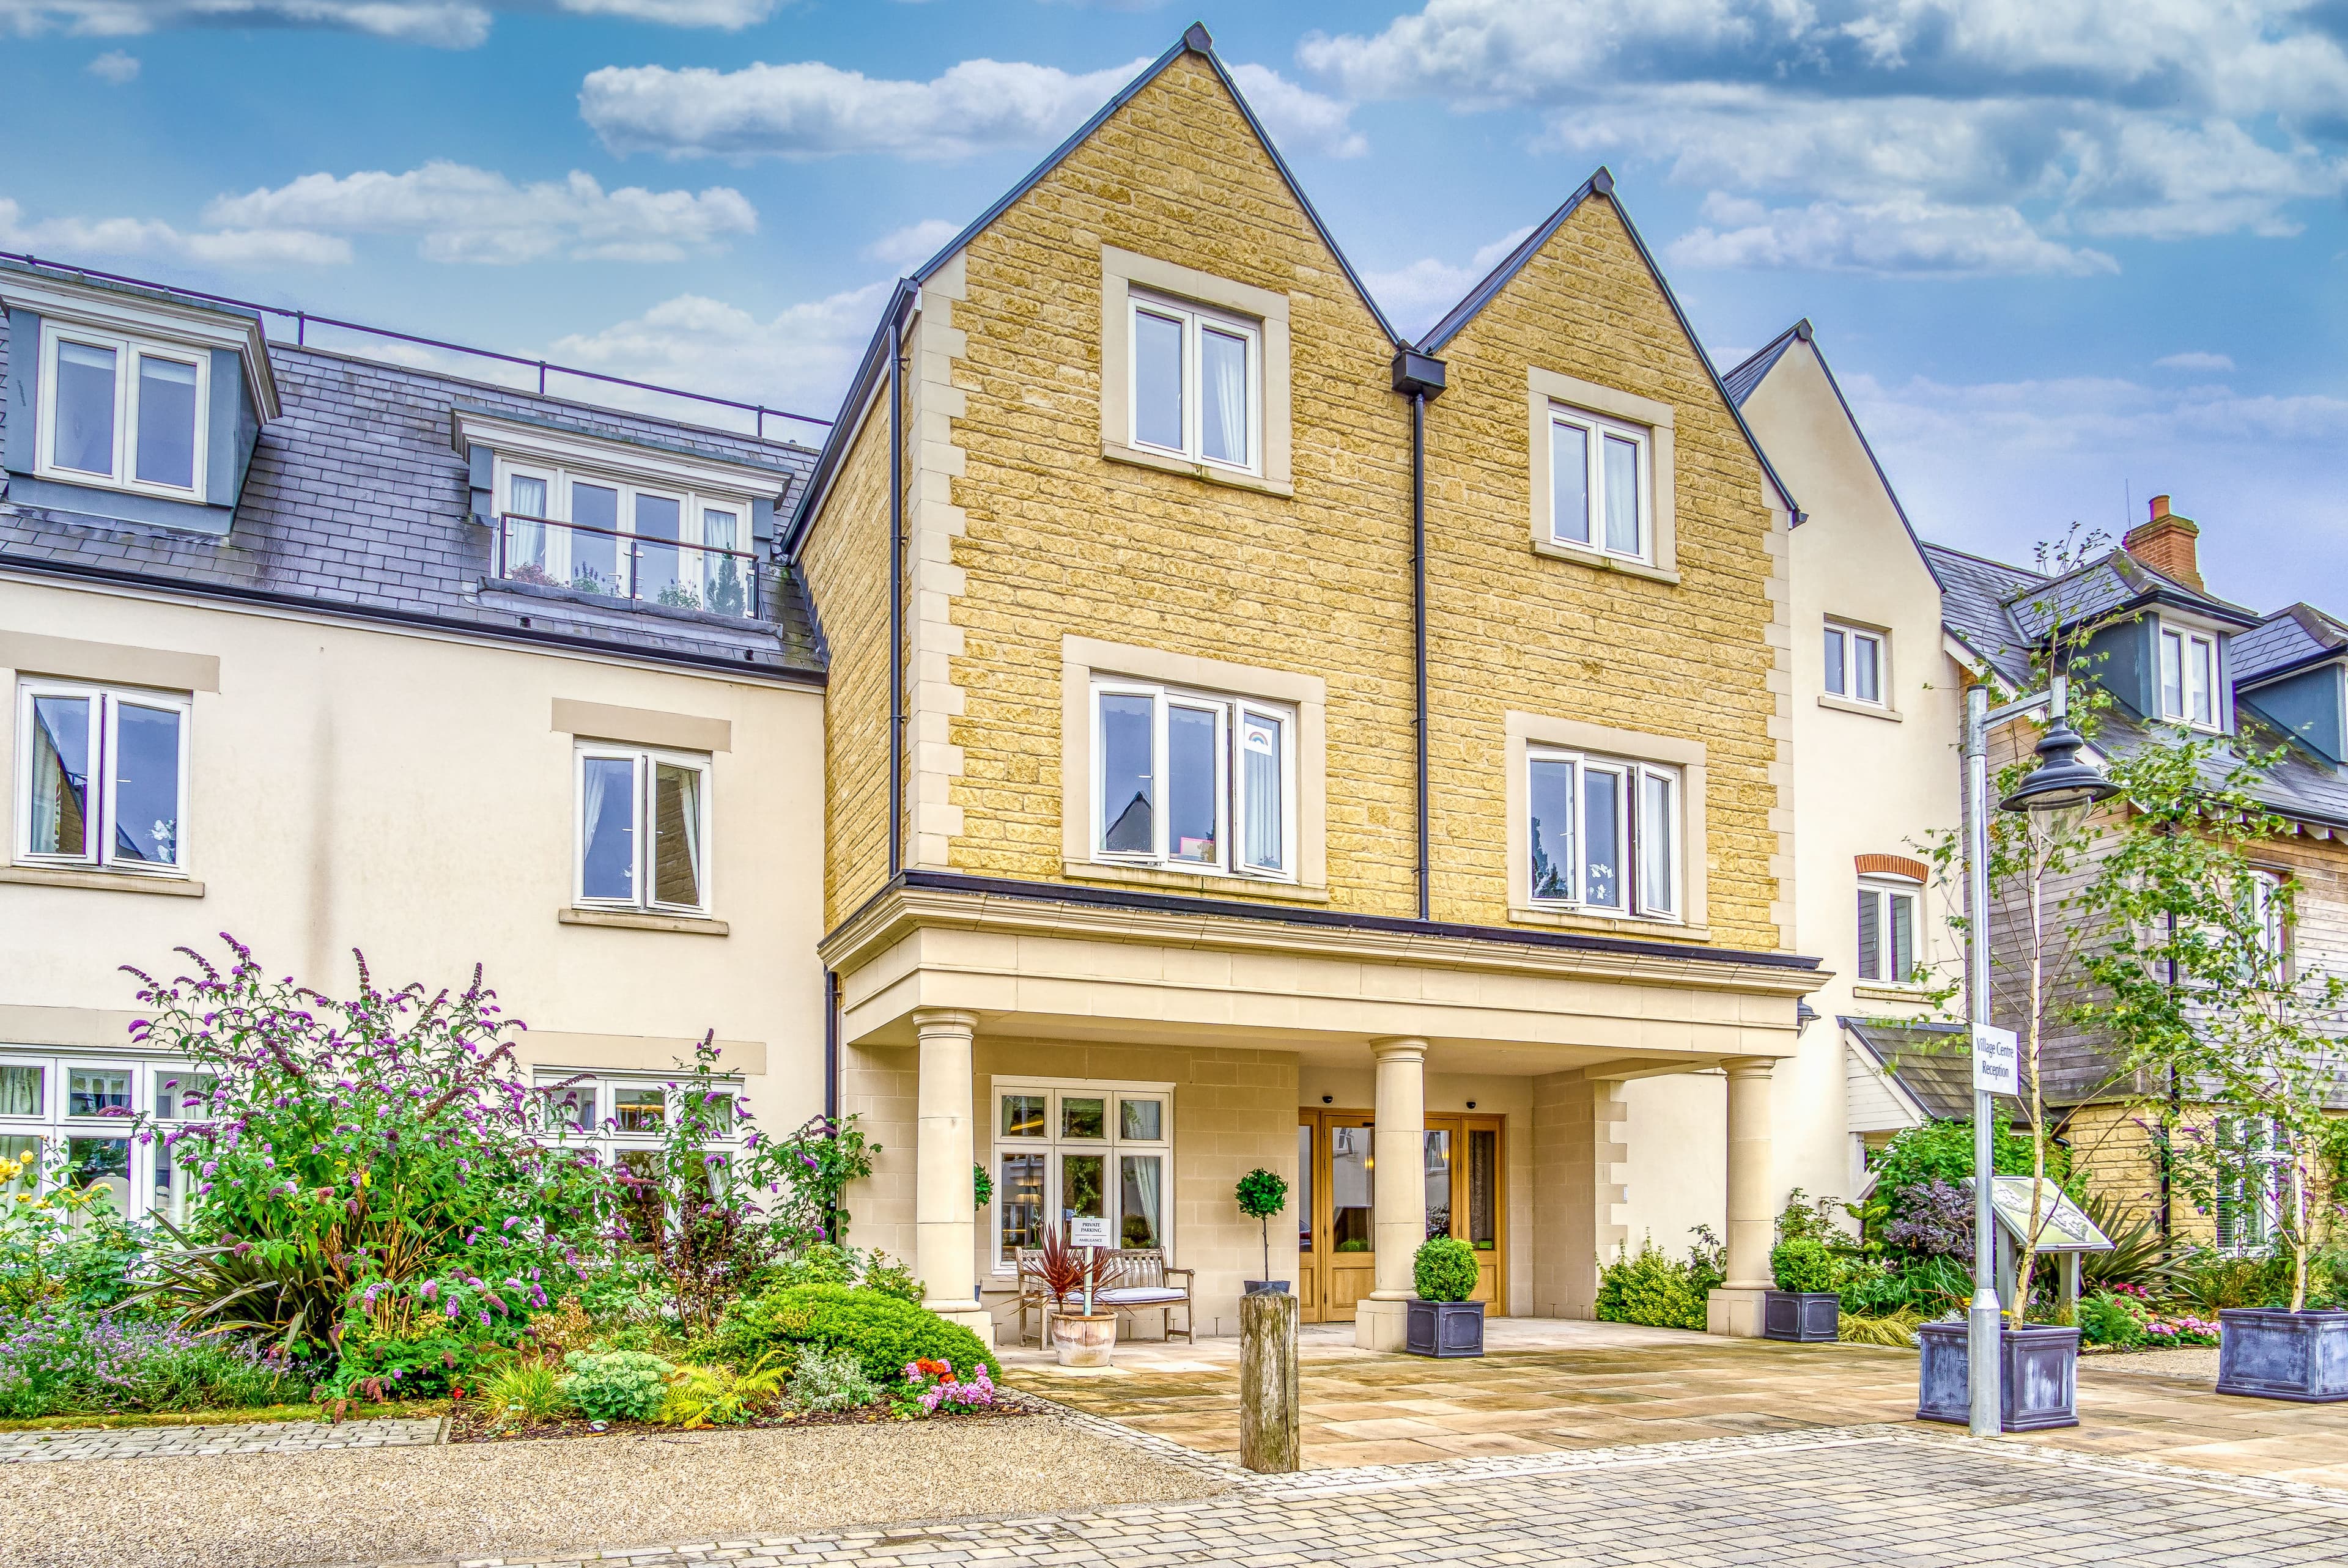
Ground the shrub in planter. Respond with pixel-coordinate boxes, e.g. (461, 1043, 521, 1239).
(1770, 1237, 1839, 1294)
(559, 1350, 674, 1422)
(1414, 1237, 1480, 1302)
(1408, 1237, 1486, 1358)
(1235, 1168, 1289, 1289)
(715, 1284, 1000, 1386)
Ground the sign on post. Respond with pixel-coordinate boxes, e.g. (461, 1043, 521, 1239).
(1971, 1025, 2020, 1097)
(1068, 1216, 1112, 1248)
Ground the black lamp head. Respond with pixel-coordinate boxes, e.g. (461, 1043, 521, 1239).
(1999, 715, 2121, 814)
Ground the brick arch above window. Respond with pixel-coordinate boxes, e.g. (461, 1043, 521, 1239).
(1856, 853, 1928, 883)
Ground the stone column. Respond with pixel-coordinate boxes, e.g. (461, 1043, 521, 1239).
(1357, 1036, 1427, 1351)
(1707, 1055, 1776, 1338)
(912, 1006, 993, 1345)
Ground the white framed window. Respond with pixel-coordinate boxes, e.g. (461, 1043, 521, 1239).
(1128, 291, 1261, 475)
(533, 1067, 740, 1240)
(1526, 749, 1681, 919)
(574, 743, 713, 915)
(1856, 876, 1921, 985)
(2215, 1116, 2291, 1256)
(34, 320, 209, 500)
(492, 455, 757, 619)
(990, 1078, 1173, 1273)
(1824, 622, 1887, 705)
(1547, 404, 1651, 563)
(2158, 624, 2221, 729)
(13, 680, 191, 875)
(1092, 678, 1294, 879)
(0, 1052, 207, 1223)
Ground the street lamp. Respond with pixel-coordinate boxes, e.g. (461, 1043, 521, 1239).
(1962, 672, 2119, 1438)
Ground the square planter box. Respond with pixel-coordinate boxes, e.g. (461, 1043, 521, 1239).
(1405, 1298, 1485, 1358)
(2216, 1308, 2348, 1403)
(1763, 1290, 1841, 1343)
(1916, 1321, 2080, 1432)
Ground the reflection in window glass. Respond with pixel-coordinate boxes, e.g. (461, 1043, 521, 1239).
(1002, 1094, 1046, 1138)
(1602, 434, 1641, 555)
(1061, 1152, 1106, 1222)
(1583, 766, 1623, 909)
(1167, 704, 1218, 863)
(1330, 1125, 1372, 1251)
(135, 356, 199, 488)
(1468, 1128, 1497, 1250)
(1, 1135, 38, 1196)
(543, 1084, 597, 1130)
(1853, 634, 1881, 704)
(1551, 419, 1590, 545)
(616, 1148, 662, 1243)
(113, 703, 182, 866)
(635, 493, 685, 606)
(2160, 630, 2185, 718)
(1099, 694, 1154, 854)
(651, 761, 704, 908)
(27, 696, 92, 859)
(615, 1087, 665, 1132)
(1200, 326, 1249, 466)
(67, 1136, 130, 1216)
(571, 482, 622, 595)
(703, 508, 747, 617)
(1297, 1123, 1313, 1253)
(1120, 1154, 1162, 1247)
(580, 755, 637, 900)
(1529, 758, 1574, 900)
(1240, 712, 1283, 871)
(153, 1072, 215, 1119)
(1061, 1097, 1106, 1141)
(1824, 628, 1847, 695)
(1423, 1128, 1452, 1243)
(1132, 309, 1184, 451)
(1120, 1098, 1161, 1141)
(54, 342, 117, 476)
(1641, 771, 1675, 917)
(0, 1066, 43, 1117)
(68, 1069, 130, 1117)
(999, 1150, 1044, 1254)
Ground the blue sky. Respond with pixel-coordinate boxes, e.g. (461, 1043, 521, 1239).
(6, 1, 2344, 610)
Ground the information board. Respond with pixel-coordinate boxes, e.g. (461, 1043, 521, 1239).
(1985, 1176, 2113, 1253)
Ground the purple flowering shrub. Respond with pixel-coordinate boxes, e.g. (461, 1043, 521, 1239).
(123, 938, 621, 1370)
(0, 1308, 296, 1418)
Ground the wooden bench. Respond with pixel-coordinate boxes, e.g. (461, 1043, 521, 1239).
(1013, 1246, 1194, 1345)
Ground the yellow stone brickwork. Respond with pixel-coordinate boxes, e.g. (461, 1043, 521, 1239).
(1422, 201, 1790, 948)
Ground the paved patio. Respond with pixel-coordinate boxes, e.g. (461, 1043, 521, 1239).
(1000, 1316, 2348, 1485)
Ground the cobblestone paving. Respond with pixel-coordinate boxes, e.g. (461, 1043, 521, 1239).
(0, 1416, 444, 1463)
(421, 1426, 2348, 1568)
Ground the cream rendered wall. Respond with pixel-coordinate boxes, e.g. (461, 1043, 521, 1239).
(0, 576, 829, 1131)
(1617, 1071, 1727, 1261)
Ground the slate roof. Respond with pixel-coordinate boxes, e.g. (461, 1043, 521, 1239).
(1842, 1018, 2034, 1125)
(1719, 323, 1800, 408)
(0, 306, 825, 682)
(2001, 550, 2259, 644)
(2235, 603, 2348, 686)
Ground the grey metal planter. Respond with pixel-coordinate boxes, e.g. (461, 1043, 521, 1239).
(1405, 1298, 1485, 1357)
(1916, 1321, 2080, 1431)
(2216, 1308, 2348, 1403)
(1243, 1279, 1290, 1296)
(1763, 1290, 1840, 1343)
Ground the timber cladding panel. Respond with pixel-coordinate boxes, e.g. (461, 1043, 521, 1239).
(800, 397, 895, 930)
(1420, 197, 1790, 948)
(936, 54, 1419, 915)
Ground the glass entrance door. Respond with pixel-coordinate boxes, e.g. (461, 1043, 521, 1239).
(1300, 1108, 1505, 1322)
(1425, 1113, 1506, 1308)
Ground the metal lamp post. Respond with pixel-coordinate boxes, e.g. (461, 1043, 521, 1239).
(1962, 673, 2120, 1437)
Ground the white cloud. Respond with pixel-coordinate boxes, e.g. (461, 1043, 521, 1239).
(580, 55, 1147, 161)
(204, 162, 755, 263)
(2156, 351, 2236, 372)
(1227, 62, 1367, 159)
(864, 218, 962, 271)
(0, 0, 773, 49)
(1667, 193, 2119, 276)
(1360, 224, 1534, 339)
(84, 47, 136, 80)
(0, 196, 348, 266)
(547, 281, 892, 419)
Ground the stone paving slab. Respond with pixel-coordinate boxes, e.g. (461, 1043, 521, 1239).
(0, 1416, 445, 1462)
(399, 1426, 2348, 1568)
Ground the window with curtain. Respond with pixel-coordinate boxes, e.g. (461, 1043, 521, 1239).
(2215, 1116, 2290, 1256)
(1527, 749, 1680, 919)
(1093, 678, 1293, 880)
(1548, 403, 1650, 562)
(39, 322, 209, 499)
(1128, 291, 1261, 474)
(485, 454, 758, 618)
(14, 679, 191, 875)
(1856, 877, 1921, 984)
(2157, 624, 2221, 729)
(991, 1081, 1173, 1270)
(0, 1055, 198, 1222)
(574, 743, 714, 915)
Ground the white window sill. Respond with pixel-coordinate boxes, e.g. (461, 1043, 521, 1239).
(0, 864, 204, 897)
(558, 907, 730, 936)
(1530, 538, 1680, 586)
(1064, 858, 1327, 903)
(1101, 441, 1294, 498)
(1818, 694, 1902, 722)
(1850, 983, 1930, 1004)
(1508, 902, 1707, 941)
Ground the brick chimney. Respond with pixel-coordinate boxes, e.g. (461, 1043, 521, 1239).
(2123, 494, 2204, 591)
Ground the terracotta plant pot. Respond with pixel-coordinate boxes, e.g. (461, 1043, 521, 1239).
(1051, 1311, 1119, 1368)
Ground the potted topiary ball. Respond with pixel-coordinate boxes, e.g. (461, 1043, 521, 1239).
(1406, 1236, 1485, 1356)
(1235, 1168, 1290, 1295)
(1764, 1235, 1843, 1342)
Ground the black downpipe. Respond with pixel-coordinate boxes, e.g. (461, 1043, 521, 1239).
(887, 308, 906, 878)
(823, 968, 841, 1126)
(1411, 390, 1431, 922)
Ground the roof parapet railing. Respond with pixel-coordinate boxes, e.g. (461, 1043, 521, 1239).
(0, 249, 831, 444)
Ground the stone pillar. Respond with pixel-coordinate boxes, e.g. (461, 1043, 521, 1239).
(913, 1006, 993, 1345)
(1357, 1036, 1427, 1351)
(1707, 1055, 1776, 1338)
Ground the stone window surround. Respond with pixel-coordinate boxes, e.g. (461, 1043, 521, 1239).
(1059, 635, 1327, 900)
(1097, 246, 1293, 499)
(1525, 367, 1678, 586)
(1504, 710, 1708, 935)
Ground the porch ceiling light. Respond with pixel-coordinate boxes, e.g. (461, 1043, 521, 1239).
(1998, 715, 2119, 814)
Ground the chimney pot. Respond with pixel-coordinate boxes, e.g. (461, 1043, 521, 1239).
(2149, 493, 2171, 521)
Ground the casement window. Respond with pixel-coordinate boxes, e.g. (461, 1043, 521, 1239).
(0, 1053, 204, 1222)
(495, 460, 756, 619)
(2158, 624, 2221, 729)
(1548, 404, 1652, 563)
(1092, 679, 1294, 878)
(1128, 291, 1261, 474)
(1856, 877, 1922, 985)
(35, 320, 209, 499)
(574, 743, 713, 915)
(2215, 1116, 2291, 1256)
(991, 1080, 1173, 1272)
(13, 680, 191, 875)
(1526, 749, 1681, 919)
(533, 1068, 740, 1239)
(1824, 622, 1887, 705)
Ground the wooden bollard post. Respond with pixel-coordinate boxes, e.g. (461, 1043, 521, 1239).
(1239, 1288, 1299, 1473)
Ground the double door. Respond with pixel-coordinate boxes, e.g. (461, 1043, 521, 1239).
(1296, 1108, 1505, 1323)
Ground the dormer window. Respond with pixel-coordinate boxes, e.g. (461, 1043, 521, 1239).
(2158, 624, 2220, 729)
(38, 322, 209, 499)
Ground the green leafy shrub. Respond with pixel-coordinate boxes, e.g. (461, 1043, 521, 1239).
(1594, 1231, 1722, 1331)
(559, 1350, 674, 1422)
(483, 1359, 571, 1424)
(1414, 1237, 1480, 1303)
(861, 1252, 921, 1305)
(2078, 1290, 2149, 1348)
(328, 1325, 519, 1399)
(789, 1344, 882, 1412)
(1770, 1237, 1840, 1294)
(0, 1308, 297, 1418)
(715, 1284, 1000, 1386)
(763, 1243, 921, 1305)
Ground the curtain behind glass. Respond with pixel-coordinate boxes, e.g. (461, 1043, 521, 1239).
(28, 696, 90, 858)
(580, 755, 635, 900)
(703, 508, 744, 616)
(1202, 327, 1248, 465)
(0, 1067, 42, 1117)
(1603, 435, 1641, 554)
(1241, 713, 1282, 870)
(53, 342, 116, 475)
(1120, 1154, 1161, 1248)
(507, 474, 548, 578)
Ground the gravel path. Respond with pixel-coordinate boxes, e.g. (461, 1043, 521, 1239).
(2084, 1347, 2221, 1379)
(0, 1411, 1223, 1568)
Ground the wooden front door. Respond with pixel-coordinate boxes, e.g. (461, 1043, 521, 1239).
(1299, 1108, 1506, 1323)
(1423, 1113, 1508, 1311)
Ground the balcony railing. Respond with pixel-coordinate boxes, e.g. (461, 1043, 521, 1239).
(493, 513, 762, 620)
